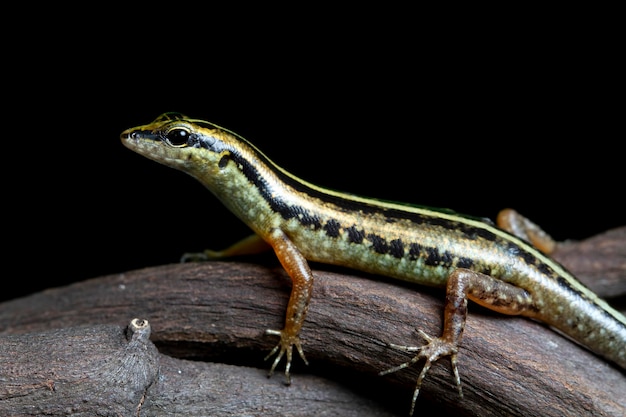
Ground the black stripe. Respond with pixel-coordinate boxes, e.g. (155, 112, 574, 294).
(199, 130, 506, 245)
(203, 132, 564, 280)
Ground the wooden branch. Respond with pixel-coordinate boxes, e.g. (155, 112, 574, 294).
(0, 319, 159, 416)
(0, 320, 397, 417)
(0, 227, 624, 416)
(551, 226, 626, 298)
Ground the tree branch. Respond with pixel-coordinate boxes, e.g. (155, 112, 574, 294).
(1, 227, 624, 416)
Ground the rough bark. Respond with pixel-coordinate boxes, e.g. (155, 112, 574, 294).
(1, 227, 624, 416)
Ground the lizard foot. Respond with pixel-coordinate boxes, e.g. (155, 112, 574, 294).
(265, 328, 309, 385)
(379, 330, 462, 416)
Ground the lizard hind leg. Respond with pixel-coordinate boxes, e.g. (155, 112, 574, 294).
(496, 208, 557, 254)
(379, 268, 534, 416)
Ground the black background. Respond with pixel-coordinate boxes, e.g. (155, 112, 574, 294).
(3, 15, 623, 303)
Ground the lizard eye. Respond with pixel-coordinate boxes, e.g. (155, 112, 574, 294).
(164, 128, 191, 147)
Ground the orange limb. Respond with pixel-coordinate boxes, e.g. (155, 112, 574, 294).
(497, 208, 557, 254)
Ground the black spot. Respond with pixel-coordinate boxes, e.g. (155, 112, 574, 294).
(409, 243, 422, 261)
(300, 212, 322, 229)
(324, 219, 341, 238)
(346, 226, 365, 244)
(218, 154, 230, 169)
(389, 239, 405, 259)
(368, 234, 389, 255)
(423, 246, 454, 268)
(424, 247, 441, 266)
(506, 242, 537, 266)
(456, 257, 474, 269)
(281, 205, 322, 229)
(537, 261, 555, 277)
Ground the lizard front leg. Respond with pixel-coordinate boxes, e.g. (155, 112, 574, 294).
(179, 229, 312, 383)
(264, 228, 314, 385)
(380, 268, 536, 416)
(180, 233, 272, 262)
